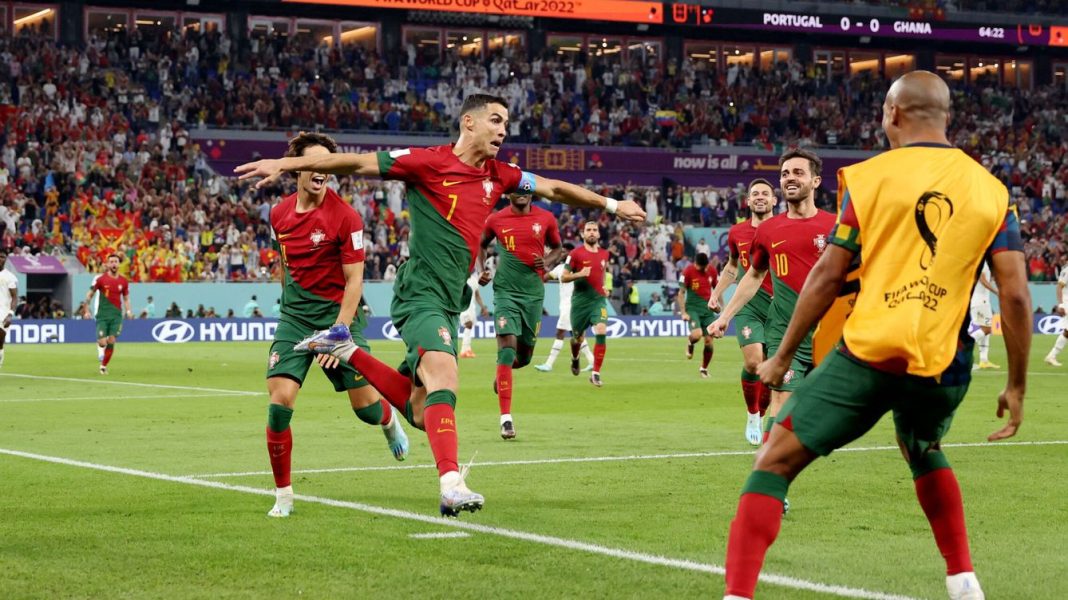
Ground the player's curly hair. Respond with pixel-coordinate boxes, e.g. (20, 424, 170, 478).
(779, 148, 822, 177)
(285, 132, 339, 158)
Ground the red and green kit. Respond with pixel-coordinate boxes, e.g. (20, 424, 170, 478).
(92, 273, 128, 338)
(727, 220, 774, 347)
(565, 245, 610, 336)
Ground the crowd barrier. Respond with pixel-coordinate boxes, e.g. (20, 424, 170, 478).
(5, 314, 1064, 344)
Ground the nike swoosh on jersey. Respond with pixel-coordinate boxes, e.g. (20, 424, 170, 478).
(501, 228, 513, 233)
(771, 240, 788, 248)
(442, 180, 463, 187)
(738, 241, 750, 247)
(277, 233, 292, 239)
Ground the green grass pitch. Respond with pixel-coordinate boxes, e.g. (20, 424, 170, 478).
(1, 337, 1066, 599)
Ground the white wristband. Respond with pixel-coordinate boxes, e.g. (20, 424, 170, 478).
(604, 197, 618, 214)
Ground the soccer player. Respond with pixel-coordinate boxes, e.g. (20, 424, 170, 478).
(458, 271, 488, 358)
(85, 253, 132, 374)
(677, 252, 718, 378)
(481, 193, 564, 439)
(262, 132, 409, 518)
(710, 179, 777, 445)
(969, 262, 998, 369)
(236, 93, 645, 516)
(534, 243, 596, 373)
(0, 251, 16, 368)
(562, 221, 611, 387)
(720, 71, 1031, 600)
(1044, 265, 1067, 367)
(709, 150, 836, 445)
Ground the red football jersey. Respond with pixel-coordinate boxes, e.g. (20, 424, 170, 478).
(727, 220, 774, 296)
(750, 210, 838, 294)
(680, 264, 718, 302)
(484, 205, 561, 278)
(92, 273, 129, 311)
(565, 245, 610, 299)
(271, 187, 365, 305)
(379, 145, 522, 271)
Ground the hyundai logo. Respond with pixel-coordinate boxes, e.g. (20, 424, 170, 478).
(1037, 315, 1065, 335)
(382, 320, 402, 341)
(152, 320, 196, 343)
(604, 317, 628, 339)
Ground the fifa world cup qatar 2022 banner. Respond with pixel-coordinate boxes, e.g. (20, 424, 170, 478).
(6, 314, 1064, 344)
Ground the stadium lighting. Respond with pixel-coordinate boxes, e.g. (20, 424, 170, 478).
(14, 8, 52, 25)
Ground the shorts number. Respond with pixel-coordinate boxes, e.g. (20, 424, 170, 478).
(447, 194, 458, 221)
(505, 235, 516, 251)
(775, 254, 789, 277)
(600, 307, 608, 319)
(690, 280, 699, 291)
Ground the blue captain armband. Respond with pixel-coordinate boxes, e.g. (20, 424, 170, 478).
(516, 171, 537, 195)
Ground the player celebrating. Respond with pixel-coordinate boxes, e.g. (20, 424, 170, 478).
(709, 149, 836, 445)
(0, 251, 16, 368)
(721, 70, 1031, 600)
(236, 94, 645, 516)
(677, 252, 719, 378)
(562, 221, 611, 387)
(969, 262, 999, 369)
(262, 132, 408, 518)
(481, 193, 564, 439)
(1044, 265, 1067, 367)
(85, 253, 132, 374)
(458, 271, 488, 358)
(534, 243, 596, 373)
(710, 179, 777, 445)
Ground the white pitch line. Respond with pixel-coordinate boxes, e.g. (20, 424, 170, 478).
(0, 447, 918, 600)
(409, 531, 472, 539)
(188, 439, 1068, 479)
(0, 373, 261, 396)
(1, 393, 249, 404)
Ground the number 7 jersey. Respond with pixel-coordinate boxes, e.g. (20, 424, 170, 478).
(377, 145, 522, 313)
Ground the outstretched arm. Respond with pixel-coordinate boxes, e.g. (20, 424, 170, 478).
(532, 174, 646, 222)
(709, 255, 739, 312)
(235, 152, 381, 189)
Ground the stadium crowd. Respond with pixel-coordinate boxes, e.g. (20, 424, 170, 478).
(0, 25, 1065, 294)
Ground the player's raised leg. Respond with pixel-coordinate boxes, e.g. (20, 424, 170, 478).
(347, 383, 409, 461)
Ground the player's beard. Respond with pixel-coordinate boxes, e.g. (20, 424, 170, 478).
(585, 235, 598, 247)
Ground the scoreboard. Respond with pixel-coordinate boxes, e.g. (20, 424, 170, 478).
(669, 4, 1067, 47)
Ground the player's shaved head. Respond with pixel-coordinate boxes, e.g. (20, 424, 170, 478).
(882, 70, 952, 149)
(886, 71, 950, 125)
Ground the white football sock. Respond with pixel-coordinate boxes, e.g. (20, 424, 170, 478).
(545, 339, 563, 367)
(978, 335, 990, 363)
(581, 340, 594, 365)
(461, 325, 474, 352)
(1052, 333, 1068, 357)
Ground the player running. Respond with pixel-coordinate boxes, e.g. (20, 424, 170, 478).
(709, 149, 836, 445)
(458, 271, 488, 358)
(969, 262, 999, 369)
(534, 243, 596, 373)
(677, 252, 719, 378)
(562, 221, 611, 387)
(1043, 264, 1067, 367)
(710, 179, 777, 445)
(0, 251, 16, 368)
(722, 70, 1031, 600)
(85, 253, 132, 374)
(481, 193, 564, 439)
(236, 93, 645, 516)
(262, 132, 409, 518)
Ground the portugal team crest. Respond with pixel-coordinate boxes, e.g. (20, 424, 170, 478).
(268, 351, 280, 369)
(783, 369, 795, 384)
(438, 326, 452, 345)
(498, 316, 508, 329)
(532, 222, 542, 236)
(310, 229, 327, 248)
(813, 234, 827, 254)
(742, 326, 752, 340)
(482, 179, 494, 204)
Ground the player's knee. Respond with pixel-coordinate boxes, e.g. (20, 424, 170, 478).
(497, 346, 517, 366)
(752, 428, 813, 482)
(907, 448, 950, 479)
(513, 346, 534, 368)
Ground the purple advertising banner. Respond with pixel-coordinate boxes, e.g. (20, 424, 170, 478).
(7, 255, 67, 274)
(200, 136, 866, 188)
